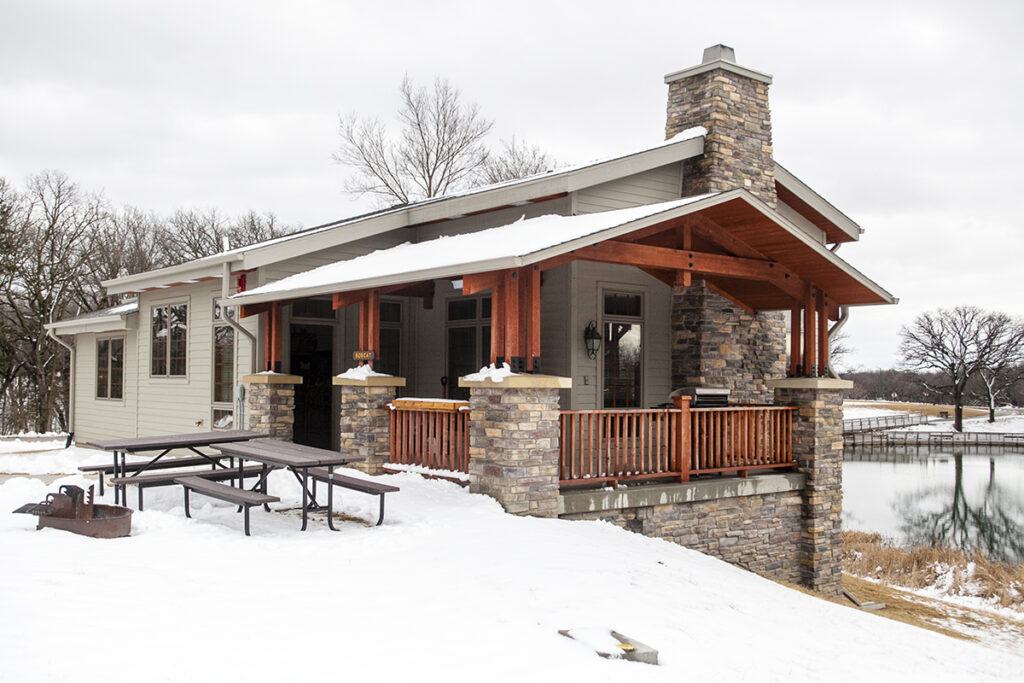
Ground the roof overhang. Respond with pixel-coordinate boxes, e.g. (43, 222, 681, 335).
(99, 132, 706, 293)
(46, 303, 139, 336)
(774, 164, 861, 244)
(229, 190, 895, 312)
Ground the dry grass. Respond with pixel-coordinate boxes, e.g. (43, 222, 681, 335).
(842, 531, 1024, 611)
(847, 401, 987, 419)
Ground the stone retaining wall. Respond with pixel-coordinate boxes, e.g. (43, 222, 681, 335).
(560, 474, 804, 582)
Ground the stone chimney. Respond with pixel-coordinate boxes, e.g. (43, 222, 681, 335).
(665, 45, 777, 208)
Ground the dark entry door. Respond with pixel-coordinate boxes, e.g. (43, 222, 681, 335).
(290, 323, 334, 449)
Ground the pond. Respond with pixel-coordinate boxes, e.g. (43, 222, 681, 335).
(843, 446, 1024, 564)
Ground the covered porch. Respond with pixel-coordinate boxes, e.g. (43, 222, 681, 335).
(229, 189, 892, 492)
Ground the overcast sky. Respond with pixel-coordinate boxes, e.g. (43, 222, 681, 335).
(3, 0, 1021, 371)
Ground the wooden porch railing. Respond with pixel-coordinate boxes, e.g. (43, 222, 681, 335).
(690, 406, 796, 475)
(559, 402, 796, 486)
(389, 399, 470, 473)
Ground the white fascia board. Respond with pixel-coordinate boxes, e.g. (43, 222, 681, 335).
(237, 136, 706, 268)
(46, 315, 133, 335)
(774, 164, 862, 240)
(103, 253, 241, 294)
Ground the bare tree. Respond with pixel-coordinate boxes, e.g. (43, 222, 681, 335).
(334, 76, 495, 205)
(480, 137, 555, 185)
(974, 360, 1024, 423)
(899, 306, 1024, 431)
(157, 207, 293, 265)
(828, 330, 853, 372)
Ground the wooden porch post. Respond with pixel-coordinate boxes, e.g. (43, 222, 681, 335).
(673, 394, 692, 482)
(503, 270, 521, 366)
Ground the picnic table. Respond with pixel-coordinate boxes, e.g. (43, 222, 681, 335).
(84, 430, 264, 505)
(211, 439, 362, 531)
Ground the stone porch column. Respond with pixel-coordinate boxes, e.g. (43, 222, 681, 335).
(243, 373, 303, 441)
(769, 377, 851, 596)
(333, 375, 406, 475)
(460, 374, 571, 518)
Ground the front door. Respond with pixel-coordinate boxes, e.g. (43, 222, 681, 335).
(289, 323, 334, 449)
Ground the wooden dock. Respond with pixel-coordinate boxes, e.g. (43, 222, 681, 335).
(845, 431, 1024, 448)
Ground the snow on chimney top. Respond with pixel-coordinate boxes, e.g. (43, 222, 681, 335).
(664, 45, 771, 85)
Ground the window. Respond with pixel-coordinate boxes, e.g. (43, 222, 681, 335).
(151, 303, 187, 376)
(96, 337, 124, 399)
(291, 299, 335, 320)
(212, 318, 235, 429)
(602, 292, 643, 409)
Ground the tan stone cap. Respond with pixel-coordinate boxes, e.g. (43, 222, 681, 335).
(768, 377, 853, 390)
(458, 374, 571, 389)
(332, 375, 407, 387)
(243, 373, 303, 385)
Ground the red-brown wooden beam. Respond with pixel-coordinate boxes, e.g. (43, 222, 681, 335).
(527, 265, 541, 371)
(490, 278, 504, 365)
(574, 241, 805, 303)
(462, 272, 504, 297)
(503, 270, 521, 361)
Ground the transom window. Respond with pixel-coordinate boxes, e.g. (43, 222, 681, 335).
(96, 337, 124, 399)
(151, 303, 188, 376)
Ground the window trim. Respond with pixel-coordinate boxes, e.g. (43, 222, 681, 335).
(149, 297, 190, 379)
(211, 299, 237, 430)
(95, 334, 126, 402)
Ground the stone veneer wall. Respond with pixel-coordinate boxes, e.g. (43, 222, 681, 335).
(774, 382, 846, 596)
(666, 67, 777, 208)
(467, 386, 561, 518)
(338, 384, 397, 475)
(245, 378, 297, 440)
(560, 477, 803, 583)
(671, 280, 787, 404)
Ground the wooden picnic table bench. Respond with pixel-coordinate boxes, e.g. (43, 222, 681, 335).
(111, 465, 264, 510)
(78, 455, 232, 497)
(307, 468, 399, 527)
(175, 476, 280, 536)
(85, 430, 262, 505)
(213, 439, 368, 531)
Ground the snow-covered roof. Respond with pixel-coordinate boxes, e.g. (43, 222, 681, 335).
(46, 301, 138, 335)
(230, 190, 896, 309)
(102, 129, 708, 294)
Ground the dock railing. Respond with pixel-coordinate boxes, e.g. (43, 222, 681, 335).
(559, 398, 796, 487)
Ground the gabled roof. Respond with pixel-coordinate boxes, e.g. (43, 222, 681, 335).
(103, 129, 708, 295)
(229, 190, 895, 311)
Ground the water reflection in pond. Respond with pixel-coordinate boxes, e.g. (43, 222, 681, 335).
(843, 447, 1024, 563)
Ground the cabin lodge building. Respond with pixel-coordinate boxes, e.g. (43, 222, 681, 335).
(49, 46, 895, 595)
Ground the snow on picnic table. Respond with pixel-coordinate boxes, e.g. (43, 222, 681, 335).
(2, 454, 1022, 681)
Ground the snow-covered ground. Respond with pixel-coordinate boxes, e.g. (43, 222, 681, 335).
(2, 447, 1022, 681)
(900, 414, 1024, 433)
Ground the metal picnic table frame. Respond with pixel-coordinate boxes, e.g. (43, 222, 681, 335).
(211, 439, 362, 531)
(85, 430, 264, 506)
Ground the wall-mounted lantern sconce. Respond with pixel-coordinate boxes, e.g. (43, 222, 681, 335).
(584, 320, 601, 360)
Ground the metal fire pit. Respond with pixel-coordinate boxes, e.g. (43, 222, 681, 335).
(14, 484, 132, 538)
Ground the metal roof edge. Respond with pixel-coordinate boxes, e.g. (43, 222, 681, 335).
(774, 163, 862, 240)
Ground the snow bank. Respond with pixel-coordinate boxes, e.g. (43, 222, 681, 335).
(335, 365, 393, 380)
(463, 362, 516, 383)
(2, 469, 1022, 682)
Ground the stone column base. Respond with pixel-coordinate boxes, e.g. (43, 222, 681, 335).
(334, 375, 405, 475)
(770, 377, 851, 596)
(243, 373, 302, 441)
(461, 374, 570, 518)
